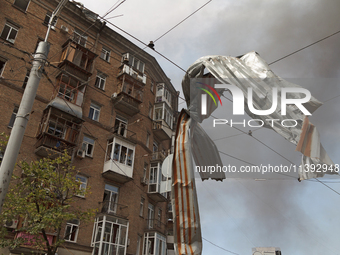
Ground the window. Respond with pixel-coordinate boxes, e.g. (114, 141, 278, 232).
(148, 103, 153, 118)
(147, 204, 154, 229)
(94, 72, 106, 90)
(143, 163, 148, 179)
(0, 151, 3, 165)
(136, 235, 142, 255)
(0, 57, 6, 77)
(64, 219, 79, 242)
(113, 116, 127, 137)
(43, 13, 58, 29)
(157, 209, 162, 227)
(0, 22, 19, 43)
(88, 103, 100, 121)
(150, 81, 154, 93)
(146, 132, 150, 148)
(106, 138, 135, 167)
(91, 216, 128, 255)
(81, 136, 95, 157)
(100, 47, 110, 62)
(122, 53, 145, 73)
(73, 28, 87, 46)
(102, 184, 119, 213)
(143, 232, 166, 255)
(139, 197, 145, 217)
(22, 69, 30, 88)
(76, 175, 87, 197)
(153, 142, 158, 153)
(8, 106, 18, 128)
(13, 0, 30, 11)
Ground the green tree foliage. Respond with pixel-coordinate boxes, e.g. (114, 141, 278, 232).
(0, 139, 95, 255)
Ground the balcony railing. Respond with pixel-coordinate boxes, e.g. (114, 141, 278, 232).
(119, 64, 146, 84)
(151, 151, 167, 162)
(145, 219, 166, 233)
(55, 77, 84, 107)
(152, 120, 172, 141)
(111, 92, 140, 116)
(98, 201, 129, 219)
(58, 39, 97, 80)
(35, 133, 75, 157)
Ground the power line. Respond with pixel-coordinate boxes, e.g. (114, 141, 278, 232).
(148, 0, 213, 45)
(202, 237, 240, 255)
(268, 29, 340, 65)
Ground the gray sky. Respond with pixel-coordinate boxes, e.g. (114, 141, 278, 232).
(79, 0, 340, 254)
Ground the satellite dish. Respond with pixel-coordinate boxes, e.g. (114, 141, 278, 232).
(161, 154, 173, 177)
(160, 154, 173, 193)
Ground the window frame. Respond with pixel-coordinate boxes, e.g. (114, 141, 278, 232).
(0, 57, 6, 77)
(0, 22, 19, 44)
(139, 197, 145, 217)
(88, 103, 101, 121)
(94, 72, 106, 90)
(76, 174, 87, 197)
(13, 0, 30, 11)
(100, 47, 110, 62)
(81, 136, 95, 157)
(113, 116, 128, 137)
(8, 106, 18, 128)
(64, 219, 80, 242)
(73, 29, 87, 47)
(22, 69, 30, 88)
(105, 137, 135, 167)
(43, 12, 58, 30)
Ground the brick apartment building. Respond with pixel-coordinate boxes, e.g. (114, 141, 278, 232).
(0, 0, 179, 254)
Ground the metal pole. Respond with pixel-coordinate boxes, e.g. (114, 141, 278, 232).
(0, 41, 49, 211)
(0, 0, 69, 213)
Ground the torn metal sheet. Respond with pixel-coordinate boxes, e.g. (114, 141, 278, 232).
(182, 51, 334, 181)
(191, 120, 225, 181)
(296, 117, 336, 180)
(172, 110, 202, 255)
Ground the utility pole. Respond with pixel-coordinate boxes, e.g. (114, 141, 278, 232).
(0, 0, 69, 213)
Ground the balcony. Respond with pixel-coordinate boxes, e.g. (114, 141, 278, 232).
(111, 92, 141, 117)
(118, 64, 146, 84)
(102, 137, 135, 184)
(58, 39, 97, 81)
(145, 219, 167, 234)
(53, 74, 85, 108)
(35, 133, 75, 157)
(35, 107, 82, 157)
(98, 201, 129, 219)
(102, 160, 133, 183)
(167, 202, 173, 219)
(148, 182, 167, 203)
(151, 151, 167, 163)
(152, 120, 172, 141)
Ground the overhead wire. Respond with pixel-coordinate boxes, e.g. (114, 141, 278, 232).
(142, 0, 213, 49)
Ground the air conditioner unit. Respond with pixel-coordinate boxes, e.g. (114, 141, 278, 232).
(122, 53, 129, 63)
(4, 219, 18, 229)
(60, 25, 69, 33)
(77, 149, 85, 159)
(111, 92, 117, 99)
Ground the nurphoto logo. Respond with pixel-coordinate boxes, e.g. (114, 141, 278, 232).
(199, 83, 312, 128)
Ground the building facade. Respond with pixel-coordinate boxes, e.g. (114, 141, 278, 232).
(252, 247, 282, 255)
(0, 0, 178, 254)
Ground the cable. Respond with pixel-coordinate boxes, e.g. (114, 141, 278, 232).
(144, 0, 213, 47)
(202, 237, 240, 255)
(102, 0, 126, 18)
(98, 15, 188, 73)
(268, 29, 340, 65)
